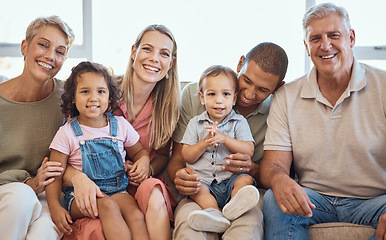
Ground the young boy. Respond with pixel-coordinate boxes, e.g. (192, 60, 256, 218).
(181, 65, 260, 233)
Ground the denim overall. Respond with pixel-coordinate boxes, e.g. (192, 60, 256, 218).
(63, 113, 128, 211)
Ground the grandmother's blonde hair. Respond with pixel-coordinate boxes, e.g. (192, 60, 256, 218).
(25, 15, 75, 54)
(121, 24, 180, 150)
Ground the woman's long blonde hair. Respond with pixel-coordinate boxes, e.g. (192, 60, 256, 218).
(121, 24, 180, 150)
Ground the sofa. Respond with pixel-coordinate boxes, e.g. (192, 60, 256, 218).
(308, 222, 375, 240)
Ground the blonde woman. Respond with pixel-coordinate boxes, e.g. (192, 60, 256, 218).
(63, 25, 180, 240)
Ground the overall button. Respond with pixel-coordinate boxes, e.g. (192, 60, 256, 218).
(79, 140, 85, 145)
(112, 137, 117, 143)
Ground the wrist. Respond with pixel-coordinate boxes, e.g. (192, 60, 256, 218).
(25, 178, 38, 193)
(72, 171, 86, 185)
(149, 165, 154, 178)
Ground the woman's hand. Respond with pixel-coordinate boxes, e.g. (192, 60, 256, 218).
(26, 157, 63, 194)
(72, 171, 104, 219)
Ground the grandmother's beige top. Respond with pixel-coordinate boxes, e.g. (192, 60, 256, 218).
(0, 79, 64, 185)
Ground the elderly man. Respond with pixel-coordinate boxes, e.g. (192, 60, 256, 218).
(260, 2, 386, 240)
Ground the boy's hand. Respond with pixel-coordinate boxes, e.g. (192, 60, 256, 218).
(50, 205, 73, 235)
(205, 121, 227, 146)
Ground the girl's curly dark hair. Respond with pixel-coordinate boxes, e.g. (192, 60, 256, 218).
(61, 61, 122, 118)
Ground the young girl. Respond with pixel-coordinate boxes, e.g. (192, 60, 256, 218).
(63, 24, 180, 240)
(181, 65, 260, 233)
(46, 61, 151, 240)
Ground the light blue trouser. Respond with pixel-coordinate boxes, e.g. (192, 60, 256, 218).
(263, 187, 386, 240)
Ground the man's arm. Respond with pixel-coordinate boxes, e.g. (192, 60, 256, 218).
(168, 82, 204, 196)
(260, 150, 315, 217)
(168, 141, 201, 196)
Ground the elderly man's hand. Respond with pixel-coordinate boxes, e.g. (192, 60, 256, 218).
(376, 213, 386, 240)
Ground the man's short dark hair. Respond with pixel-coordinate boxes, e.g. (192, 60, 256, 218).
(243, 42, 288, 83)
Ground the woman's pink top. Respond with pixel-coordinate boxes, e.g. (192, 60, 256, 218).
(114, 96, 155, 161)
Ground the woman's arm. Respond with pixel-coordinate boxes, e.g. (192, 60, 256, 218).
(126, 141, 150, 183)
(150, 139, 171, 177)
(62, 164, 103, 219)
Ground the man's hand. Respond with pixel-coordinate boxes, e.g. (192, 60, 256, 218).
(272, 175, 315, 217)
(222, 153, 253, 174)
(26, 157, 63, 194)
(376, 213, 386, 240)
(174, 166, 201, 196)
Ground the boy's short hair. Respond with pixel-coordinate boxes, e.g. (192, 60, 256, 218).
(198, 65, 238, 93)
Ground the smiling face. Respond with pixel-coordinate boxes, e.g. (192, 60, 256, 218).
(74, 72, 110, 127)
(199, 73, 237, 123)
(21, 26, 68, 83)
(236, 59, 280, 113)
(304, 13, 355, 79)
(131, 30, 174, 86)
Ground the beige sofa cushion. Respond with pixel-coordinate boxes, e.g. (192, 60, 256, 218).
(309, 223, 375, 240)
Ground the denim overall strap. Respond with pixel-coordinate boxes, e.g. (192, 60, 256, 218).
(67, 114, 128, 196)
(69, 117, 83, 137)
(106, 113, 117, 137)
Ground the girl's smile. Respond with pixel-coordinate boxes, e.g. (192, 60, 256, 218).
(74, 72, 110, 128)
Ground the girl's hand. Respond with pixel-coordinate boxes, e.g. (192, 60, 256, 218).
(124, 160, 134, 172)
(50, 205, 73, 235)
(26, 157, 63, 194)
(205, 122, 227, 146)
(129, 157, 150, 183)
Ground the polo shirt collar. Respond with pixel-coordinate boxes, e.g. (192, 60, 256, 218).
(301, 58, 366, 99)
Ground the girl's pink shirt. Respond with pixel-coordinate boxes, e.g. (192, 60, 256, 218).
(49, 116, 140, 171)
(114, 95, 155, 161)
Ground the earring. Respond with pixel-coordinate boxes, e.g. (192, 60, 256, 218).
(165, 72, 169, 79)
